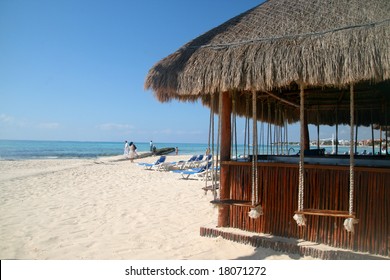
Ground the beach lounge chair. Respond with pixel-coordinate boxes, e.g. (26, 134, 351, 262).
(183, 154, 204, 169)
(172, 161, 213, 180)
(155, 155, 197, 171)
(191, 154, 213, 168)
(163, 154, 199, 170)
(203, 154, 213, 162)
(174, 154, 196, 169)
(137, 155, 166, 170)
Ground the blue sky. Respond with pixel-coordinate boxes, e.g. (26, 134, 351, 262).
(0, 0, 378, 143)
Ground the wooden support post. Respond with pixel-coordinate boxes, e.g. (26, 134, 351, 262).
(303, 110, 310, 151)
(218, 91, 232, 227)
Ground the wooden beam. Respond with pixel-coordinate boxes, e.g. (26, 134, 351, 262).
(295, 209, 355, 218)
(218, 91, 232, 227)
(265, 91, 300, 108)
(220, 92, 231, 162)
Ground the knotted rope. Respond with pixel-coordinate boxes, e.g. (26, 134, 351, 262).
(294, 84, 306, 226)
(344, 84, 358, 232)
(249, 90, 263, 218)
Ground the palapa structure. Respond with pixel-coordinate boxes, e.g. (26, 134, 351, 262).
(145, 0, 390, 259)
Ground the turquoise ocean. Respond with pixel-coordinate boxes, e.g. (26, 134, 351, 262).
(0, 140, 211, 160)
(0, 139, 374, 160)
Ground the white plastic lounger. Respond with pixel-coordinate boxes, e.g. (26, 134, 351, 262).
(155, 155, 197, 171)
(137, 156, 166, 170)
(172, 161, 213, 180)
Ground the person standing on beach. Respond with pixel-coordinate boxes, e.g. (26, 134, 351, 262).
(175, 147, 179, 155)
(129, 142, 136, 162)
(150, 140, 153, 152)
(133, 142, 139, 158)
(124, 141, 129, 156)
(152, 145, 157, 155)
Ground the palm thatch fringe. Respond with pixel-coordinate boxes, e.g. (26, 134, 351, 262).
(145, 0, 390, 126)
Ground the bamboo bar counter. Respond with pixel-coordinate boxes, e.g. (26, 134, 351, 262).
(210, 157, 390, 258)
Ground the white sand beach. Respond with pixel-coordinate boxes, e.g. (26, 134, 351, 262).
(0, 155, 314, 260)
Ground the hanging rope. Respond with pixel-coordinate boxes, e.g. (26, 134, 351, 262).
(283, 108, 288, 155)
(243, 94, 250, 158)
(261, 100, 265, 155)
(349, 85, 355, 216)
(371, 107, 375, 155)
(293, 84, 307, 226)
(276, 110, 279, 154)
(249, 90, 263, 219)
(336, 104, 339, 155)
(231, 92, 238, 159)
(205, 94, 218, 198)
(355, 110, 359, 155)
(252, 91, 258, 207)
(386, 101, 389, 155)
(298, 86, 305, 213)
(214, 91, 223, 200)
(278, 106, 283, 154)
(267, 100, 271, 155)
(317, 105, 320, 150)
(344, 84, 358, 232)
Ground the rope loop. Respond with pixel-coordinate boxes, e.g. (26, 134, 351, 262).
(293, 213, 306, 226)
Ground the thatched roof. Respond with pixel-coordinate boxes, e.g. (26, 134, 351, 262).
(145, 0, 390, 126)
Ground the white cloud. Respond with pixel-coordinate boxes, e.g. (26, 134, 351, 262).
(0, 113, 14, 124)
(160, 129, 173, 135)
(0, 114, 61, 130)
(97, 123, 134, 131)
(150, 129, 203, 136)
(175, 129, 203, 135)
(37, 122, 60, 129)
(0, 113, 27, 128)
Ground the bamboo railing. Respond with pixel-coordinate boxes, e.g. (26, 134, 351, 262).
(221, 161, 390, 257)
